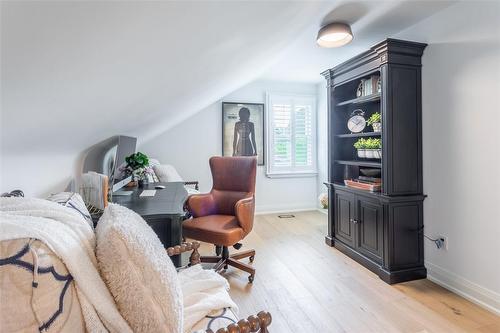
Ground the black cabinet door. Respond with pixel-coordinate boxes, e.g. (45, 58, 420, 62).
(334, 190, 356, 247)
(356, 196, 383, 263)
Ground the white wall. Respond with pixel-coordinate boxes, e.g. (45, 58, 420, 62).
(0, 1, 329, 198)
(316, 83, 328, 207)
(140, 80, 319, 213)
(0, 1, 452, 199)
(315, 0, 500, 314)
(0, 152, 77, 197)
(395, 1, 500, 313)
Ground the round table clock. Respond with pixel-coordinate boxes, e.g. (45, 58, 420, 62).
(347, 109, 366, 133)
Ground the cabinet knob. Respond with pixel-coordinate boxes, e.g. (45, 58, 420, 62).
(350, 219, 359, 224)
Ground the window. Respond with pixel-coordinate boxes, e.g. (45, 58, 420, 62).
(266, 93, 317, 177)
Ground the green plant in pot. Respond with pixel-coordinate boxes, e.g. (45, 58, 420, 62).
(354, 138, 382, 159)
(354, 138, 367, 158)
(367, 112, 382, 132)
(123, 152, 153, 187)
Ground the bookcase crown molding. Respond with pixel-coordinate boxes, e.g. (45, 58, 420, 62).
(321, 38, 427, 87)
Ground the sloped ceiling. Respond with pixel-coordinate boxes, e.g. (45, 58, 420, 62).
(1, 1, 453, 156)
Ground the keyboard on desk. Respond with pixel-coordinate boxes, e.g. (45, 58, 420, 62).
(139, 190, 156, 197)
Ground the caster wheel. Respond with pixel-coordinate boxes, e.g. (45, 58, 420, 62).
(249, 255, 255, 263)
(248, 275, 254, 283)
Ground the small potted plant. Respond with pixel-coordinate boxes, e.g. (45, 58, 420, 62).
(367, 112, 382, 132)
(354, 138, 382, 159)
(365, 138, 382, 159)
(122, 152, 153, 187)
(354, 138, 367, 158)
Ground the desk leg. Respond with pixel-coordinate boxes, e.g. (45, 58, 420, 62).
(145, 215, 185, 268)
(169, 215, 184, 267)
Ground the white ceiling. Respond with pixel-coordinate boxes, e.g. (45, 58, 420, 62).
(1, 1, 454, 154)
(262, 0, 455, 82)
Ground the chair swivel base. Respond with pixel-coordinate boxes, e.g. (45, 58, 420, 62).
(201, 246, 256, 283)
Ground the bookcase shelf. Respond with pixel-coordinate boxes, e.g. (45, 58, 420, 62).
(321, 38, 427, 285)
(336, 93, 381, 107)
(335, 160, 381, 168)
(336, 132, 381, 138)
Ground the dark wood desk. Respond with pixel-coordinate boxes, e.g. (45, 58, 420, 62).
(111, 182, 188, 266)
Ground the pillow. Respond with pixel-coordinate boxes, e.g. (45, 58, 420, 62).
(153, 165, 183, 182)
(149, 158, 161, 168)
(46, 192, 93, 227)
(95, 204, 183, 333)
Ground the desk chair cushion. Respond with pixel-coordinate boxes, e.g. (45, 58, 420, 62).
(96, 204, 183, 333)
(183, 215, 244, 247)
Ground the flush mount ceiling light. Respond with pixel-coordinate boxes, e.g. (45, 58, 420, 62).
(316, 22, 353, 48)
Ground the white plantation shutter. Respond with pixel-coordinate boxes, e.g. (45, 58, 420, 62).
(294, 103, 313, 167)
(267, 93, 317, 177)
(272, 103, 292, 167)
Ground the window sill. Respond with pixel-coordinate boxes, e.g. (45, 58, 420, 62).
(266, 172, 318, 179)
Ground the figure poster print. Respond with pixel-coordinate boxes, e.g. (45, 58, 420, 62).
(222, 102, 264, 165)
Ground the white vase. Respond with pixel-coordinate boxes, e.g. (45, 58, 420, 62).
(357, 149, 366, 158)
(372, 122, 382, 132)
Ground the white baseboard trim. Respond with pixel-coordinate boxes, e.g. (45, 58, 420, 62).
(425, 261, 500, 315)
(255, 204, 317, 215)
(317, 208, 328, 215)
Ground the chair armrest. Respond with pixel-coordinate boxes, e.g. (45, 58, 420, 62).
(205, 311, 272, 333)
(166, 241, 201, 266)
(235, 195, 255, 234)
(186, 193, 217, 217)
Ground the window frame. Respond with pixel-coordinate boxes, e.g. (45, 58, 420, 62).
(265, 92, 318, 178)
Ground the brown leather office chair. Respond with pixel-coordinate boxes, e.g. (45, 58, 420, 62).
(183, 156, 257, 282)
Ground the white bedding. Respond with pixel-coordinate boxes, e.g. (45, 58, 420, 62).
(179, 265, 238, 332)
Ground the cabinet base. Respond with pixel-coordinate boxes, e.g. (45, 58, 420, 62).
(379, 266, 427, 284)
(328, 237, 426, 284)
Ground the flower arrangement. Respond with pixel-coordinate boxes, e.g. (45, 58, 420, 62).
(122, 152, 153, 181)
(318, 192, 328, 209)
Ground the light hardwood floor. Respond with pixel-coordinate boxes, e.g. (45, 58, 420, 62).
(197, 211, 500, 333)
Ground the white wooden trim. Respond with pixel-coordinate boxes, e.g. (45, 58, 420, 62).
(317, 208, 328, 215)
(266, 92, 317, 177)
(425, 261, 500, 315)
(255, 204, 317, 215)
(265, 172, 317, 179)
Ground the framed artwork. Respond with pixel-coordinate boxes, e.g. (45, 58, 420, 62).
(222, 102, 264, 165)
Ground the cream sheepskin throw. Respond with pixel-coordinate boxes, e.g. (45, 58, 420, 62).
(96, 204, 183, 333)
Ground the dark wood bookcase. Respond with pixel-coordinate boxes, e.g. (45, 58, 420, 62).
(322, 39, 427, 284)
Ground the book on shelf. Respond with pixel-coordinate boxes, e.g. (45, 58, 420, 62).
(358, 176, 382, 183)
